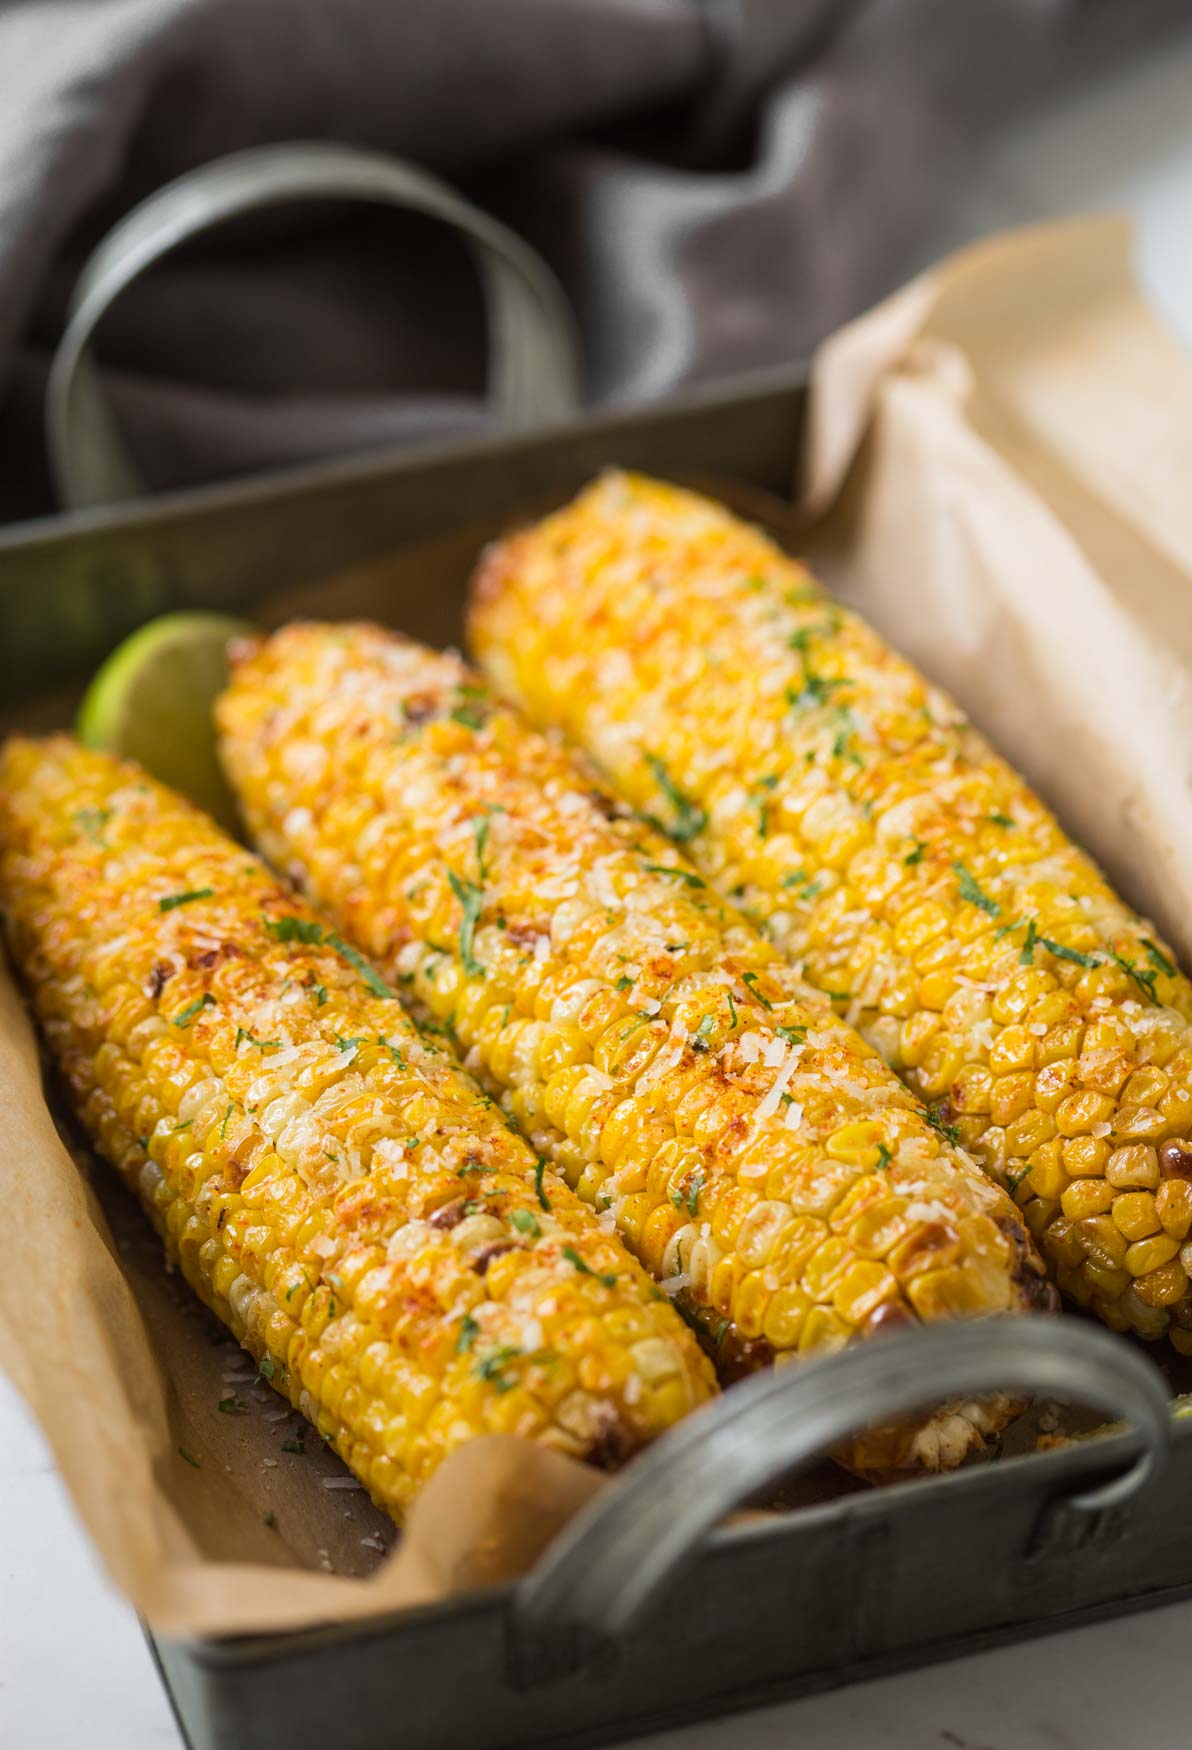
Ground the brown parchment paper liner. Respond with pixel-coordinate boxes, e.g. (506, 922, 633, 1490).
(3, 214, 1191, 1639)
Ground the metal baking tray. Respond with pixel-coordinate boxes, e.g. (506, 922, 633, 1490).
(5, 367, 1192, 1750)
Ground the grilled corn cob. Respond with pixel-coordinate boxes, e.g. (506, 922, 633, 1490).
(0, 736, 715, 1520)
(218, 623, 1053, 1473)
(469, 470, 1192, 1351)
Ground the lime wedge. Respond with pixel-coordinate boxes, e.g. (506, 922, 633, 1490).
(76, 612, 254, 831)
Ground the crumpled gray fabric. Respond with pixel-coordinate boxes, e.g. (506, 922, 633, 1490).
(0, 0, 1185, 522)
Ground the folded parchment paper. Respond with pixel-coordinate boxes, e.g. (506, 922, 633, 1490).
(2, 215, 1190, 1637)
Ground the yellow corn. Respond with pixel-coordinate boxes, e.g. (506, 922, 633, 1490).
(469, 470, 1192, 1351)
(0, 736, 714, 1520)
(218, 623, 1055, 1474)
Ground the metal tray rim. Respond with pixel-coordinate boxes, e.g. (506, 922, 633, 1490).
(163, 1417, 1179, 1667)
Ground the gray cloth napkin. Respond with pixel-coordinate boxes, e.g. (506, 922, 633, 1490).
(0, 0, 1185, 522)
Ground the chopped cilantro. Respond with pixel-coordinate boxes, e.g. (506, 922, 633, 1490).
(258, 1356, 277, 1382)
(1006, 1163, 1033, 1192)
(775, 1025, 806, 1046)
(988, 813, 1016, 829)
(1020, 918, 1038, 965)
(511, 1208, 541, 1239)
(263, 917, 393, 998)
(683, 1174, 705, 1217)
(172, 993, 215, 1028)
(172, 1119, 192, 1133)
(741, 970, 773, 1009)
(953, 862, 1000, 917)
(562, 1245, 616, 1288)
(782, 869, 808, 888)
(178, 1447, 201, 1470)
(1039, 937, 1099, 970)
(263, 1511, 278, 1531)
(450, 699, 488, 731)
(534, 1157, 551, 1211)
(904, 840, 926, 867)
(236, 1026, 280, 1052)
(876, 1143, 893, 1170)
(158, 888, 213, 912)
(474, 1345, 522, 1391)
(335, 1035, 368, 1052)
(1144, 939, 1176, 979)
(328, 933, 393, 999)
(691, 1014, 716, 1053)
(644, 754, 707, 843)
(615, 975, 634, 990)
(458, 1313, 479, 1353)
(448, 870, 485, 978)
(313, 985, 328, 1006)
(1110, 950, 1159, 1002)
(726, 990, 738, 1029)
(74, 805, 113, 845)
(786, 668, 844, 711)
(643, 863, 705, 888)
(263, 915, 325, 945)
(281, 1439, 305, 1455)
(925, 1106, 961, 1146)
(472, 814, 491, 880)
(219, 1104, 234, 1140)
(218, 1397, 248, 1416)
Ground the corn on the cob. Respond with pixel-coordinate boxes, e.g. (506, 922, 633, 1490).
(218, 623, 1053, 1473)
(0, 736, 715, 1520)
(469, 470, 1192, 1352)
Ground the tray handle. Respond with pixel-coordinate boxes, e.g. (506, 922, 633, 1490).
(46, 141, 582, 512)
(511, 1317, 1171, 1683)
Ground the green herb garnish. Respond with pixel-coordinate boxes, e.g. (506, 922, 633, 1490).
(74, 805, 113, 845)
(172, 993, 215, 1028)
(1144, 939, 1176, 979)
(645, 754, 707, 843)
(741, 971, 772, 1010)
(562, 1245, 616, 1289)
(158, 888, 213, 912)
(511, 1208, 541, 1239)
(534, 1157, 551, 1212)
(643, 862, 705, 888)
(218, 1397, 248, 1416)
(954, 862, 1000, 918)
(178, 1447, 201, 1469)
(448, 870, 485, 978)
(236, 1026, 280, 1052)
(925, 1107, 961, 1145)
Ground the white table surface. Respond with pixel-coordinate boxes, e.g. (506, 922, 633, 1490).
(5, 29, 1192, 1750)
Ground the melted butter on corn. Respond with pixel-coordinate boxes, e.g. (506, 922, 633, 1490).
(0, 736, 714, 1520)
(218, 624, 1054, 1473)
(468, 470, 1192, 1352)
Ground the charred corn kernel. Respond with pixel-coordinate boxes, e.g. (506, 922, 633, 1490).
(469, 469, 1192, 1345)
(0, 737, 715, 1521)
(219, 625, 1056, 1474)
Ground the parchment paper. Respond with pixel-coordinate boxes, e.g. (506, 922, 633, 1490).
(2, 214, 1191, 1638)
